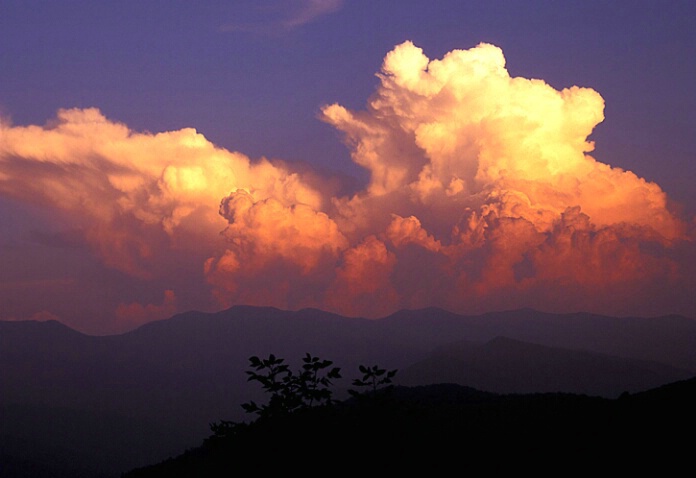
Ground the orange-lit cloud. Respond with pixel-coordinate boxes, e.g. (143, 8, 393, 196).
(317, 41, 687, 315)
(115, 290, 178, 329)
(0, 107, 324, 277)
(0, 41, 692, 328)
(2, 310, 62, 323)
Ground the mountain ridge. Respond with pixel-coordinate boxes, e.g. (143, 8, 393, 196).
(398, 335, 691, 396)
(2, 305, 696, 476)
(6, 304, 694, 337)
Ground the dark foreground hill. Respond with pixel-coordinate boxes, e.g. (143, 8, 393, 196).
(124, 378, 696, 476)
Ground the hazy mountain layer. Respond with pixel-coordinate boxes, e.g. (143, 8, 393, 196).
(2, 306, 695, 476)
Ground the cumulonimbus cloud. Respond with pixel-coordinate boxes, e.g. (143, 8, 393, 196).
(0, 41, 691, 327)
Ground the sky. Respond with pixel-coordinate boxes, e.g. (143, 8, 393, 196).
(1, 0, 695, 334)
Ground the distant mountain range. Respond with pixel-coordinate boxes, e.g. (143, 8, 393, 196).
(398, 336, 689, 395)
(2, 306, 696, 476)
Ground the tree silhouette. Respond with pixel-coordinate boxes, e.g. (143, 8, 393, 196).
(240, 353, 342, 420)
(209, 354, 397, 440)
(349, 364, 398, 399)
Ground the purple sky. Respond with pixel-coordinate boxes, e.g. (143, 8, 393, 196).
(1, 1, 695, 334)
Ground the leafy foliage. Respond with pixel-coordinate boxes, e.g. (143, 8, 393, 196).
(209, 354, 397, 440)
(349, 364, 398, 398)
(209, 419, 247, 439)
(241, 353, 342, 419)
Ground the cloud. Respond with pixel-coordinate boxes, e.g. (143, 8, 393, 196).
(204, 189, 348, 308)
(116, 290, 178, 329)
(317, 41, 689, 315)
(221, 0, 343, 33)
(0, 107, 330, 327)
(320, 41, 690, 316)
(325, 235, 398, 317)
(322, 42, 681, 237)
(0, 41, 693, 328)
(282, 0, 343, 29)
(1, 310, 62, 323)
(0, 107, 325, 277)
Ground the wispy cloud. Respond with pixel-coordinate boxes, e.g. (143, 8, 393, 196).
(282, 0, 343, 28)
(221, 0, 343, 33)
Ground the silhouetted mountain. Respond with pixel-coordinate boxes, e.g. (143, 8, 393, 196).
(398, 336, 691, 396)
(2, 306, 695, 476)
(380, 307, 696, 371)
(123, 379, 696, 476)
(0, 403, 170, 478)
